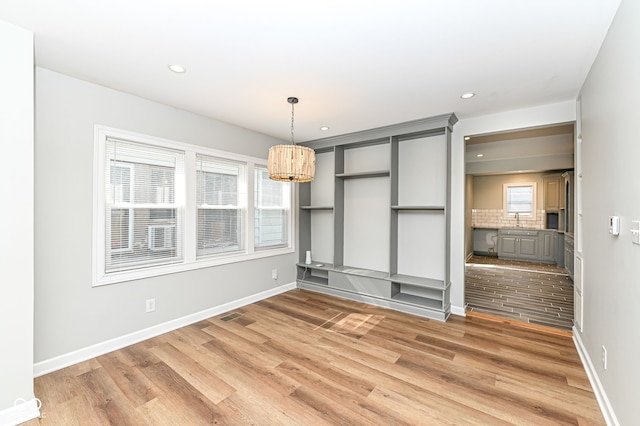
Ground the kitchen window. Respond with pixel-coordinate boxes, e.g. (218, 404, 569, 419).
(503, 182, 536, 219)
(93, 126, 294, 286)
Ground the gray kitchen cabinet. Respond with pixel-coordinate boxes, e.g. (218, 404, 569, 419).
(556, 232, 565, 268)
(562, 172, 574, 234)
(564, 234, 574, 279)
(538, 230, 557, 263)
(297, 113, 457, 322)
(498, 229, 539, 261)
(519, 236, 538, 259)
(498, 235, 517, 256)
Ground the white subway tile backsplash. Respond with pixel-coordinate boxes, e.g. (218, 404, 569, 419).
(472, 209, 544, 229)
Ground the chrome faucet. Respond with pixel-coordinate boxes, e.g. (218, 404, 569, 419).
(515, 212, 520, 227)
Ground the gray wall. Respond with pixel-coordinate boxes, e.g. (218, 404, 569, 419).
(34, 68, 296, 363)
(579, 0, 639, 423)
(0, 20, 36, 417)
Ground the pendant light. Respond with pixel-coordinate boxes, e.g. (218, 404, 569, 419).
(268, 97, 315, 182)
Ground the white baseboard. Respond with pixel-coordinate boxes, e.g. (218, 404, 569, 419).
(34, 282, 296, 377)
(450, 305, 466, 317)
(573, 328, 619, 426)
(0, 398, 40, 426)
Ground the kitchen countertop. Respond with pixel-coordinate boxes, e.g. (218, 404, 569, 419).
(472, 226, 566, 234)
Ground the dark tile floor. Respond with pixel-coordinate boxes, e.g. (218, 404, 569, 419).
(465, 255, 574, 330)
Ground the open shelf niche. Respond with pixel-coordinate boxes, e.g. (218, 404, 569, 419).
(296, 114, 457, 321)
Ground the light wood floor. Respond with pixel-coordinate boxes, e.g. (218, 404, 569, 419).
(25, 289, 604, 425)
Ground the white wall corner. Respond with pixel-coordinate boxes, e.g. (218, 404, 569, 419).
(33, 282, 297, 377)
(573, 329, 619, 426)
(0, 398, 40, 426)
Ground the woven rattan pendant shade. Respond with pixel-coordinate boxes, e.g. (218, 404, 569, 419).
(268, 97, 315, 182)
(268, 144, 315, 182)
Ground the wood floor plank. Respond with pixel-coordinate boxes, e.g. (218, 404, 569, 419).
(96, 351, 160, 407)
(26, 289, 604, 425)
(328, 350, 511, 425)
(77, 366, 151, 425)
(37, 394, 104, 426)
(140, 360, 228, 424)
(148, 342, 236, 404)
(276, 359, 408, 425)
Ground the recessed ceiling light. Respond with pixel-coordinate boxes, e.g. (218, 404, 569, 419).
(460, 92, 475, 99)
(476, 154, 484, 158)
(464, 136, 471, 141)
(168, 64, 186, 73)
(320, 126, 330, 131)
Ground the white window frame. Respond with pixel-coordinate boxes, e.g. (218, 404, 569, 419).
(503, 182, 537, 220)
(93, 125, 294, 286)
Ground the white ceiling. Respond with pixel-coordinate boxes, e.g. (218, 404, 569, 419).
(0, 1, 621, 142)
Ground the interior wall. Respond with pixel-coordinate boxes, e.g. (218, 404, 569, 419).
(450, 101, 576, 313)
(34, 68, 296, 364)
(0, 19, 37, 421)
(578, 0, 638, 423)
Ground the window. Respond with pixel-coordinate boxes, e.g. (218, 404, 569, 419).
(503, 182, 536, 218)
(197, 155, 246, 257)
(255, 166, 290, 249)
(94, 126, 294, 286)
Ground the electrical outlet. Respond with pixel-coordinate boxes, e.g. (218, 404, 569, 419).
(146, 298, 156, 313)
(602, 345, 607, 370)
(272, 269, 278, 280)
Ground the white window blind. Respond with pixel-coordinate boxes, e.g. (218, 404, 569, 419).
(254, 166, 290, 249)
(105, 138, 185, 273)
(196, 154, 246, 258)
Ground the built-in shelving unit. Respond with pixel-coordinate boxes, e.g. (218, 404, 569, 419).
(296, 114, 457, 321)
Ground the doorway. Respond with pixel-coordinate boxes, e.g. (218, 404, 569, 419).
(464, 124, 575, 331)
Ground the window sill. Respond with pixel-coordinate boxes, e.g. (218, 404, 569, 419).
(93, 246, 294, 287)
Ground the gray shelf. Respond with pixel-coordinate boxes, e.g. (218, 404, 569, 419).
(336, 170, 390, 179)
(391, 205, 445, 211)
(391, 293, 443, 310)
(298, 275, 329, 286)
(300, 206, 333, 210)
(333, 265, 388, 279)
(298, 280, 450, 322)
(388, 274, 448, 290)
(296, 262, 334, 270)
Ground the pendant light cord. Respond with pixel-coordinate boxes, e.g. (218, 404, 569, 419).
(290, 100, 296, 145)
